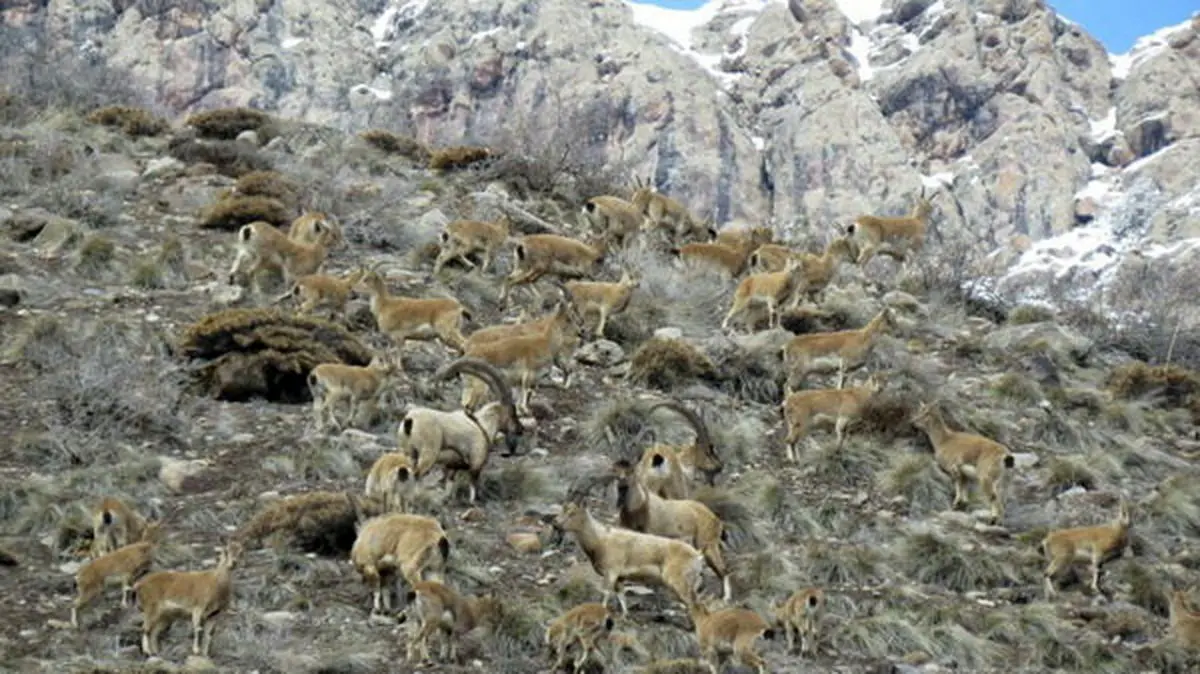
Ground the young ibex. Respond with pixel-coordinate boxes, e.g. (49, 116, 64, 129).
(582, 195, 644, 247)
(459, 301, 581, 413)
(912, 402, 1016, 525)
(721, 257, 806, 331)
(433, 215, 511, 276)
(1169, 586, 1200, 649)
(746, 243, 795, 274)
(227, 220, 329, 293)
(500, 233, 607, 303)
(776, 587, 824, 656)
(562, 270, 640, 339)
(786, 237, 859, 304)
(365, 451, 418, 514)
(1040, 497, 1132, 600)
(288, 211, 345, 249)
(90, 497, 148, 559)
(357, 269, 471, 368)
(70, 522, 162, 628)
(398, 358, 524, 504)
(611, 460, 732, 601)
(554, 501, 705, 616)
(277, 268, 366, 319)
(847, 188, 935, 267)
(636, 399, 722, 499)
(404, 580, 503, 663)
(781, 375, 883, 459)
(307, 355, 401, 432)
(350, 511, 450, 616)
(133, 540, 243, 657)
(672, 226, 773, 278)
(631, 175, 712, 243)
(465, 304, 564, 349)
(781, 307, 897, 390)
(545, 602, 616, 672)
(690, 600, 774, 674)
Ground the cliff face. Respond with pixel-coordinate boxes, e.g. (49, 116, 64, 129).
(4, 0, 1199, 296)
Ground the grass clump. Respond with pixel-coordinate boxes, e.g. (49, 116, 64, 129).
(130, 258, 165, 289)
(991, 371, 1044, 404)
(231, 170, 300, 208)
(199, 195, 291, 231)
(185, 106, 277, 141)
(85, 105, 170, 137)
(428, 145, 492, 171)
(1007, 304, 1055, 325)
(236, 491, 385, 556)
(1043, 456, 1099, 494)
(360, 129, 429, 161)
(899, 530, 1023, 592)
(1108, 361, 1200, 409)
(626, 338, 718, 391)
(76, 235, 116, 273)
(167, 136, 272, 177)
(177, 308, 372, 403)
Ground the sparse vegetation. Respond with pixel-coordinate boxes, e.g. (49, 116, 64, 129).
(2, 47, 1198, 674)
(199, 195, 291, 231)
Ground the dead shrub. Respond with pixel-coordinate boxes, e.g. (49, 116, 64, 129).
(1008, 304, 1056, 326)
(360, 129, 429, 161)
(231, 170, 301, 208)
(626, 338, 719, 391)
(185, 106, 277, 141)
(236, 491, 385, 556)
(176, 308, 372, 403)
(1108, 362, 1200, 409)
(428, 145, 492, 171)
(780, 305, 853, 334)
(167, 136, 272, 177)
(85, 105, 170, 137)
(199, 195, 291, 231)
(857, 389, 921, 441)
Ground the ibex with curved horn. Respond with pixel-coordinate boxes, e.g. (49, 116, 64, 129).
(635, 399, 722, 500)
(397, 358, 525, 504)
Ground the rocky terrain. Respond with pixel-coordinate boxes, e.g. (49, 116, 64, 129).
(1, 2, 1200, 674)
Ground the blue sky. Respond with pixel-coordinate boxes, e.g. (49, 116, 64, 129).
(638, 1, 1197, 53)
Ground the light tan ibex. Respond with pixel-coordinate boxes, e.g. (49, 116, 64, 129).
(500, 233, 607, 304)
(847, 188, 936, 267)
(350, 510, 450, 616)
(1040, 496, 1132, 599)
(433, 215, 512, 276)
(912, 401, 1016, 526)
(781, 307, 897, 390)
(631, 175, 712, 243)
(404, 580, 503, 664)
(133, 540, 244, 657)
(781, 374, 884, 459)
(357, 268, 471, 368)
(562, 270, 641, 339)
(635, 399, 722, 499)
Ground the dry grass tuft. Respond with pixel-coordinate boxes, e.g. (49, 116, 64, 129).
(85, 105, 170, 137)
(236, 491, 384, 556)
(1043, 456, 1099, 494)
(1145, 474, 1200, 538)
(76, 235, 116, 274)
(359, 129, 429, 161)
(186, 106, 277, 141)
(991, 371, 1044, 404)
(899, 529, 1023, 592)
(856, 389, 921, 441)
(167, 136, 272, 177)
(626, 338, 718, 391)
(1108, 361, 1200, 411)
(177, 308, 372, 403)
(878, 453, 949, 514)
(428, 145, 492, 171)
(232, 170, 301, 208)
(199, 195, 291, 231)
(1007, 304, 1056, 325)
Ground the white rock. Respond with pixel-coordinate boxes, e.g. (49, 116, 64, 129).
(653, 327, 683, 340)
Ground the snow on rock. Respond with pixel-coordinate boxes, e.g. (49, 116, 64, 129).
(372, 0, 432, 49)
(1089, 108, 1117, 143)
(1108, 17, 1195, 80)
(833, 0, 885, 25)
(624, 1, 776, 89)
(847, 26, 874, 81)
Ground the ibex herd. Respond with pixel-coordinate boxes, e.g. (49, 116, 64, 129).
(59, 165, 1195, 671)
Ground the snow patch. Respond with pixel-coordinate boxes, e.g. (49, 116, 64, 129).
(833, 0, 885, 25)
(1108, 17, 1193, 80)
(351, 84, 393, 101)
(281, 37, 304, 50)
(467, 27, 503, 46)
(624, 1, 773, 89)
(921, 172, 954, 190)
(372, 0, 431, 48)
(1089, 108, 1117, 142)
(751, 136, 765, 151)
(847, 27, 874, 81)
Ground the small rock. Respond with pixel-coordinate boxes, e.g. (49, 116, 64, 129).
(418, 208, 450, 230)
(236, 130, 260, 147)
(1012, 452, 1040, 469)
(230, 433, 255, 444)
(208, 282, 245, 306)
(142, 156, 186, 180)
(574, 339, 625, 367)
(883, 290, 923, 313)
(653, 327, 683, 340)
(101, 169, 141, 193)
(0, 288, 20, 308)
(159, 457, 211, 493)
(460, 507, 486, 522)
(507, 532, 542, 554)
(261, 611, 299, 628)
(59, 561, 82, 575)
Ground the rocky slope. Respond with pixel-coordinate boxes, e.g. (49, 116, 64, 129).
(1, 82, 1200, 672)
(3, 0, 1199, 306)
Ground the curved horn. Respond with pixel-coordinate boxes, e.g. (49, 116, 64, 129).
(434, 358, 522, 436)
(644, 398, 721, 484)
(566, 472, 616, 506)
